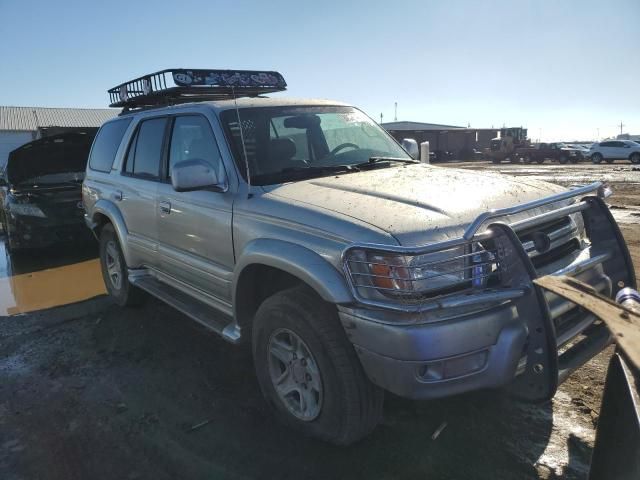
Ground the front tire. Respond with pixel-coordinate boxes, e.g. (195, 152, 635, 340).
(591, 153, 603, 164)
(252, 285, 384, 445)
(559, 155, 568, 164)
(630, 152, 640, 164)
(99, 224, 145, 307)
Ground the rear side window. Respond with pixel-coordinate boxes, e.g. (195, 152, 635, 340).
(88, 118, 132, 172)
(125, 117, 168, 179)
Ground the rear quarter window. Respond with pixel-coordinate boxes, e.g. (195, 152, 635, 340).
(88, 117, 133, 172)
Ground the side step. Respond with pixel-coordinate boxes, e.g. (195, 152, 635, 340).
(130, 274, 241, 344)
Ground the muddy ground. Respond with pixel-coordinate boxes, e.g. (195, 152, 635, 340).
(1, 161, 638, 480)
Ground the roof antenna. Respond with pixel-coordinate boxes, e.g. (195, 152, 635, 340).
(232, 86, 252, 199)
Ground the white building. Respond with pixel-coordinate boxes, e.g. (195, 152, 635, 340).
(0, 106, 118, 167)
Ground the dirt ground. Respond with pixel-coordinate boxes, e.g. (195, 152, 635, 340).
(1, 161, 638, 480)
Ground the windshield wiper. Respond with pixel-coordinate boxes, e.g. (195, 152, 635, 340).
(354, 157, 419, 169)
(280, 164, 360, 175)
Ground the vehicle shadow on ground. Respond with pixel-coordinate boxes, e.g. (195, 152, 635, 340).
(1, 296, 567, 480)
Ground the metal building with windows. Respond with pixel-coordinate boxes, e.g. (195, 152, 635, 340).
(0, 106, 117, 167)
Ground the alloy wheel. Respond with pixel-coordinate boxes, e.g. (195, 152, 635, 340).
(105, 241, 123, 290)
(268, 328, 323, 421)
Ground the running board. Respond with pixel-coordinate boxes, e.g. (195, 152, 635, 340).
(130, 274, 241, 344)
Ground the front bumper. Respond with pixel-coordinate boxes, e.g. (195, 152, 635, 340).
(339, 302, 527, 399)
(341, 191, 635, 401)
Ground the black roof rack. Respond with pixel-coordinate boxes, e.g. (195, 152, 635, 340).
(108, 69, 287, 109)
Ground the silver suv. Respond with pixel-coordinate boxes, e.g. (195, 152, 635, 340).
(589, 140, 640, 164)
(83, 69, 635, 445)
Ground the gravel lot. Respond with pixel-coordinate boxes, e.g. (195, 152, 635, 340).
(1, 161, 638, 480)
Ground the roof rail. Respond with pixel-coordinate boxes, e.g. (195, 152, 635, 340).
(108, 69, 287, 109)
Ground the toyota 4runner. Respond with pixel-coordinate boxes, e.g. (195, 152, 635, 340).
(83, 69, 636, 445)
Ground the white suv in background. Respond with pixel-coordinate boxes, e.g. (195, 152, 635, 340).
(589, 140, 640, 164)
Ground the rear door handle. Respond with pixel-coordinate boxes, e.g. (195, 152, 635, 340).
(159, 201, 171, 214)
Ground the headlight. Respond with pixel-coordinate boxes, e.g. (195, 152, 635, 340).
(345, 244, 498, 302)
(9, 203, 46, 217)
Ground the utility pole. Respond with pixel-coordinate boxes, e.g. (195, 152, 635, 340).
(596, 128, 600, 140)
(380, 112, 383, 124)
(394, 103, 397, 122)
(619, 121, 625, 135)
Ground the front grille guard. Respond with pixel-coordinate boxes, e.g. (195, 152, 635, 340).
(342, 182, 636, 401)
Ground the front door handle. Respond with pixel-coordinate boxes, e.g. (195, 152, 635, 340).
(113, 190, 123, 201)
(159, 201, 171, 214)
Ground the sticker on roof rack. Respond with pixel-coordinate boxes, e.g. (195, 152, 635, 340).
(172, 70, 285, 88)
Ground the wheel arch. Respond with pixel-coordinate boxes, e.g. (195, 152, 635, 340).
(232, 239, 353, 336)
(89, 200, 131, 265)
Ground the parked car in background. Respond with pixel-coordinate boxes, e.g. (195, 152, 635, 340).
(589, 140, 640, 164)
(566, 143, 590, 159)
(0, 132, 96, 251)
(517, 142, 579, 164)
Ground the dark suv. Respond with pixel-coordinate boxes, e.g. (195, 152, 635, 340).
(0, 132, 95, 251)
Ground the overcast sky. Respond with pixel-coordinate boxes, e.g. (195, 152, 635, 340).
(1, 0, 637, 141)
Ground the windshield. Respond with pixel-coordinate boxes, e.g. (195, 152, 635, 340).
(220, 106, 411, 185)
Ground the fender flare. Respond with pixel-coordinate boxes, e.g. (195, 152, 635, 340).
(89, 199, 131, 265)
(232, 238, 354, 312)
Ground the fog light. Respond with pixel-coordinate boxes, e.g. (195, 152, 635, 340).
(416, 350, 488, 382)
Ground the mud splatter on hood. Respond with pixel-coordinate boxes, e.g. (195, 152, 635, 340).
(264, 164, 567, 246)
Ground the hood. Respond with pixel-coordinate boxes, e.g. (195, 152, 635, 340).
(6, 131, 96, 186)
(263, 164, 567, 246)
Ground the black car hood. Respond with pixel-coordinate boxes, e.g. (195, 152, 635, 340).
(6, 131, 96, 186)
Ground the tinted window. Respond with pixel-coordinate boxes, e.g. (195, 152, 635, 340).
(168, 116, 224, 180)
(88, 118, 132, 172)
(123, 128, 138, 175)
(128, 117, 167, 179)
(599, 141, 613, 147)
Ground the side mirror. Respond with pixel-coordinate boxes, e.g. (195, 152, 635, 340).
(401, 138, 419, 159)
(171, 159, 224, 193)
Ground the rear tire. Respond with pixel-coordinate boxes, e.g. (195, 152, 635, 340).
(591, 153, 603, 164)
(252, 285, 384, 445)
(99, 224, 145, 307)
(535, 157, 545, 164)
(559, 155, 568, 164)
(522, 154, 532, 164)
(630, 153, 640, 164)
